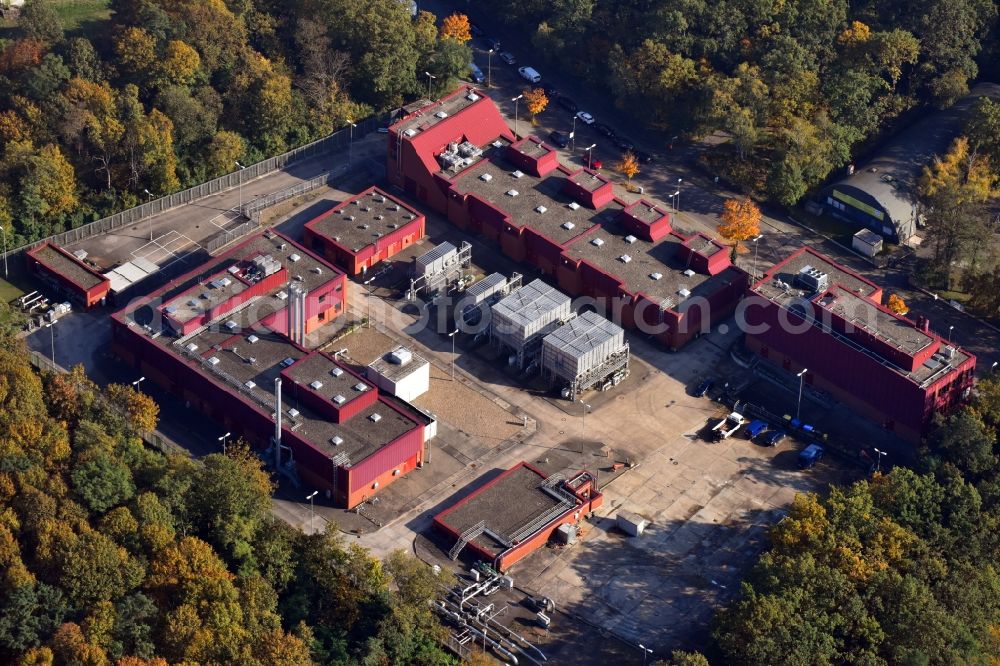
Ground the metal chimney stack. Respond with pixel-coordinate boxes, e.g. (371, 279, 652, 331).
(274, 377, 282, 469)
(288, 283, 307, 346)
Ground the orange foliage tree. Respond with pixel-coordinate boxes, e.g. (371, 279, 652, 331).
(616, 151, 640, 187)
(886, 293, 909, 315)
(523, 88, 548, 122)
(440, 13, 472, 43)
(718, 197, 762, 259)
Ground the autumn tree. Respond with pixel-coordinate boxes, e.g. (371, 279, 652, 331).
(18, 0, 64, 46)
(203, 130, 246, 178)
(523, 87, 548, 123)
(154, 41, 201, 88)
(616, 151, 639, 188)
(440, 13, 472, 43)
(718, 197, 762, 259)
(886, 293, 909, 315)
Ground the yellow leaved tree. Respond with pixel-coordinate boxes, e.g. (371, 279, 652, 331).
(886, 294, 909, 315)
(616, 151, 639, 188)
(440, 13, 472, 43)
(523, 88, 548, 123)
(718, 197, 761, 259)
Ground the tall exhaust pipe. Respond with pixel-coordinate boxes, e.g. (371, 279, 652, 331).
(274, 377, 282, 470)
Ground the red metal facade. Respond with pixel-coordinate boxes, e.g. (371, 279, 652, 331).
(619, 201, 672, 242)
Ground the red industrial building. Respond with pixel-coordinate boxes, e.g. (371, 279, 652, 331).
(26, 242, 111, 309)
(112, 230, 430, 508)
(434, 462, 603, 571)
(743, 247, 976, 443)
(303, 186, 426, 276)
(386, 86, 747, 349)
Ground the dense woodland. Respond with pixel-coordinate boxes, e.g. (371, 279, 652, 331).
(0, 0, 471, 246)
(0, 326, 456, 664)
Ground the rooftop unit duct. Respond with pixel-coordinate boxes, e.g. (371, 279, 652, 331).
(309, 380, 323, 390)
(370, 413, 382, 422)
(331, 367, 344, 377)
(435, 111, 448, 119)
(333, 394, 346, 404)
(591, 238, 604, 247)
(562, 222, 575, 230)
(506, 189, 519, 197)
(512, 170, 524, 178)
(389, 348, 413, 365)
(624, 235, 637, 244)
(535, 205, 547, 214)
(650, 273, 663, 280)
(331, 436, 344, 446)
(619, 254, 632, 263)
(796, 264, 829, 292)
(683, 269, 696, 277)
(480, 173, 493, 182)
(678, 288, 691, 298)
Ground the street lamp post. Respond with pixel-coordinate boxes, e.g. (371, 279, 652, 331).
(873, 447, 887, 473)
(347, 120, 357, 165)
(992, 360, 998, 374)
(131, 376, 145, 393)
(363, 276, 376, 328)
(218, 431, 231, 454)
(676, 178, 683, 211)
(143, 189, 154, 240)
(306, 490, 318, 534)
(948, 325, 954, 343)
(585, 143, 597, 169)
(796, 368, 808, 421)
(235, 161, 246, 216)
(670, 190, 679, 211)
(511, 95, 523, 138)
(570, 114, 577, 152)
(580, 400, 590, 437)
(449, 329, 459, 381)
(46, 319, 58, 368)
(487, 49, 495, 88)
(751, 234, 764, 279)
(424, 71, 436, 100)
(639, 644, 653, 666)
(0, 223, 8, 277)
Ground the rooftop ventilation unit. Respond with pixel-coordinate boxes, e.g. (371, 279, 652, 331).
(281, 357, 296, 368)
(227, 265, 241, 275)
(389, 348, 412, 365)
(506, 189, 519, 197)
(346, 215, 355, 221)
(288, 408, 299, 418)
(289, 253, 301, 262)
(625, 235, 638, 244)
(678, 288, 691, 298)
(369, 413, 382, 423)
(683, 269, 696, 277)
(650, 272, 663, 280)
(309, 380, 323, 390)
(375, 215, 384, 221)
(330, 436, 344, 446)
(591, 238, 605, 247)
(619, 254, 632, 263)
(568, 202, 581, 210)
(435, 111, 448, 119)
(208, 356, 220, 365)
(333, 394, 346, 404)
(466, 92, 480, 102)
(164, 305, 177, 314)
(354, 382, 368, 392)
(535, 205, 547, 214)
(244, 380, 256, 389)
(512, 170, 524, 178)
(796, 264, 829, 292)
(403, 128, 417, 137)
(492, 140, 504, 148)
(562, 222, 576, 230)
(247, 335, 259, 344)
(480, 173, 493, 182)
(331, 367, 344, 377)
(185, 343, 199, 352)
(276, 292, 288, 300)
(224, 320, 238, 331)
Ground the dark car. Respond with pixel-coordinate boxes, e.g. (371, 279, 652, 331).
(798, 444, 824, 469)
(614, 136, 636, 152)
(470, 23, 484, 38)
(761, 430, 786, 447)
(547, 130, 570, 149)
(693, 379, 714, 397)
(594, 122, 616, 137)
(557, 96, 579, 113)
(542, 83, 560, 98)
(499, 51, 516, 65)
(634, 150, 655, 163)
(485, 37, 501, 51)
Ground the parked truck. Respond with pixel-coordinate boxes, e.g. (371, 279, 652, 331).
(711, 411, 746, 441)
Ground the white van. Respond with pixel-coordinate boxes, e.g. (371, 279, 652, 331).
(518, 66, 542, 84)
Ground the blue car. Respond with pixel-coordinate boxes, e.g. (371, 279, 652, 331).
(798, 444, 824, 469)
(469, 63, 485, 84)
(744, 420, 769, 439)
(761, 430, 786, 447)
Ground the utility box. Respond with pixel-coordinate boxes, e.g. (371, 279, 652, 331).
(366, 347, 430, 402)
(616, 510, 647, 537)
(852, 229, 883, 257)
(555, 523, 577, 545)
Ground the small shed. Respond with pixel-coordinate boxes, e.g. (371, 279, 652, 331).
(616, 510, 647, 537)
(852, 229, 883, 258)
(366, 347, 430, 402)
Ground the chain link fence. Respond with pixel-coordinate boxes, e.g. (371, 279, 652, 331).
(5, 114, 387, 263)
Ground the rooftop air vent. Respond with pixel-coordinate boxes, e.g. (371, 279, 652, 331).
(375, 215, 384, 221)
(683, 269, 696, 277)
(309, 380, 323, 390)
(333, 394, 346, 404)
(435, 111, 448, 119)
(480, 173, 493, 182)
(403, 128, 417, 137)
(281, 357, 296, 368)
(185, 343, 199, 352)
(562, 222, 576, 230)
(568, 202, 580, 210)
(650, 272, 663, 280)
(289, 253, 301, 262)
(346, 215, 355, 221)
(208, 356, 220, 365)
(591, 238, 605, 247)
(619, 254, 632, 263)
(288, 408, 299, 418)
(796, 264, 829, 292)
(389, 348, 412, 365)
(506, 189, 519, 197)
(354, 382, 368, 392)
(535, 205, 547, 214)
(276, 292, 288, 300)
(369, 413, 382, 423)
(624, 235, 638, 244)
(512, 170, 524, 179)
(224, 320, 238, 331)
(466, 92, 480, 102)
(247, 335, 259, 344)
(330, 436, 344, 446)
(227, 265, 241, 274)
(244, 380, 256, 389)
(331, 367, 344, 377)
(678, 288, 691, 298)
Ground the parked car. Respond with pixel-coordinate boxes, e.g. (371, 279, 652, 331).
(798, 444, 824, 469)
(634, 150, 655, 163)
(575, 111, 595, 125)
(590, 156, 603, 169)
(614, 136, 636, 151)
(542, 83, 560, 98)
(547, 130, 570, 149)
(485, 37, 501, 51)
(762, 430, 786, 447)
(744, 419, 769, 439)
(499, 51, 516, 65)
(693, 379, 714, 397)
(557, 96, 579, 113)
(518, 66, 542, 83)
(468, 63, 485, 84)
(594, 122, 616, 137)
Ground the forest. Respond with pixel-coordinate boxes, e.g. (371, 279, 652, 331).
(0, 0, 471, 246)
(0, 320, 457, 664)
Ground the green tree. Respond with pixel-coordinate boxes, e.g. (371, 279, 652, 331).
(966, 97, 1000, 175)
(70, 451, 136, 514)
(0, 584, 67, 655)
(18, 0, 64, 46)
(203, 130, 246, 178)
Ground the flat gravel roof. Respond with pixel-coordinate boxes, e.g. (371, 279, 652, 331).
(31, 244, 106, 290)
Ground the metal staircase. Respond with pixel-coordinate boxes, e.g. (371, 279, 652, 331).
(449, 520, 487, 560)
